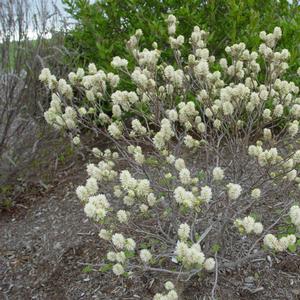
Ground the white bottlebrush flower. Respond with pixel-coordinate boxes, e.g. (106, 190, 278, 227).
(112, 233, 125, 249)
(167, 109, 178, 122)
(288, 121, 299, 137)
(263, 109, 272, 120)
(117, 210, 128, 223)
(287, 169, 297, 181)
(108, 122, 123, 139)
(85, 177, 98, 195)
(184, 135, 200, 148)
(200, 186, 212, 203)
(78, 107, 87, 116)
(222, 101, 234, 115)
(174, 186, 195, 208)
(140, 249, 152, 263)
(234, 216, 263, 235)
(111, 56, 128, 68)
(179, 168, 191, 185)
(227, 183, 242, 200)
(174, 158, 186, 171)
(39, 68, 51, 82)
(212, 167, 224, 181)
(273, 104, 283, 117)
(264, 233, 296, 252)
(251, 188, 261, 199)
(263, 234, 278, 249)
(115, 251, 126, 263)
(99, 229, 110, 240)
(125, 238, 136, 251)
(139, 204, 149, 213)
(213, 119, 221, 129)
(263, 128, 272, 141)
(131, 119, 147, 135)
(242, 216, 255, 233)
(73, 136, 80, 145)
(290, 205, 300, 227)
(164, 281, 175, 291)
(107, 251, 116, 261)
(203, 257, 215, 271)
(166, 290, 178, 300)
(112, 263, 125, 276)
(88, 63, 97, 74)
(178, 223, 190, 240)
(147, 193, 157, 206)
(136, 179, 151, 197)
(253, 222, 264, 234)
(112, 104, 122, 118)
(84, 202, 96, 218)
(76, 185, 89, 201)
(120, 170, 137, 190)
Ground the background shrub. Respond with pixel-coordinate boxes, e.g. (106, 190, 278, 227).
(63, 0, 300, 81)
(0, 0, 77, 209)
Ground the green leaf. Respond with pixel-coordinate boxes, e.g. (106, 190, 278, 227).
(82, 265, 93, 273)
(288, 244, 297, 253)
(212, 243, 221, 254)
(99, 263, 113, 273)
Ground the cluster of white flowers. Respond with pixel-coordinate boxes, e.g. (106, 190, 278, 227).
(108, 121, 123, 139)
(178, 102, 198, 126)
(108, 234, 136, 275)
(44, 95, 77, 130)
(264, 233, 296, 251)
(83, 194, 110, 221)
(39, 68, 58, 90)
(130, 119, 147, 136)
(111, 90, 139, 112)
(87, 160, 118, 182)
(164, 65, 185, 88)
(184, 135, 200, 149)
(153, 281, 178, 300)
(111, 233, 136, 251)
(119, 170, 152, 207)
(111, 56, 128, 68)
(175, 241, 215, 270)
(127, 145, 145, 165)
(153, 118, 174, 150)
(174, 186, 196, 208)
(76, 177, 97, 202)
(290, 205, 300, 230)
(234, 216, 263, 235)
(248, 144, 280, 167)
(43, 94, 62, 129)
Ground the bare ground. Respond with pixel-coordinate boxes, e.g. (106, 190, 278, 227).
(1, 157, 300, 300)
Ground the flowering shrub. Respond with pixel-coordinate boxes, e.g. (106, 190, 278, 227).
(40, 15, 300, 297)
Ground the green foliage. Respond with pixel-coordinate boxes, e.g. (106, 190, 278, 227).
(82, 265, 93, 273)
(99, 263, 113, 272)
(0, 185, 13, 209)
(63, 0, 300, 80)
(211, 243, 221, 254)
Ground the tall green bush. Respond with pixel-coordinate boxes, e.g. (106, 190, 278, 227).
(63, 0, 300, 79)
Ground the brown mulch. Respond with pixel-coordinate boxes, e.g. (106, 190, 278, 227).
(1, 154, 300, 299)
